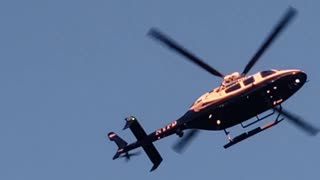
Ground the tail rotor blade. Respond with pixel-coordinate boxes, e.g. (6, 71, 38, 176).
(119, 151, 141, 162)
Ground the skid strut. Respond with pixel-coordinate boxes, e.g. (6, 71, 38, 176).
(224, 106, 284, 149)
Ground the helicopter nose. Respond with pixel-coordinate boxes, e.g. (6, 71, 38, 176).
(290, 70, 307, 87)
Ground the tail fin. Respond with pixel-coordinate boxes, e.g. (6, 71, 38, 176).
(107, 132, 128, 159)
(124, 116, 163, 171)
(108, 132, 127, 148)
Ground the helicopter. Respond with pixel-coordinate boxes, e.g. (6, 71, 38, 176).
(107, 7, 319, 171)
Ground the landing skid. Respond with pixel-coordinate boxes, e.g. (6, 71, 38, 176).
(223, 106, 284, 149)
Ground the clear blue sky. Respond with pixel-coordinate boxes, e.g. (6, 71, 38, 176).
(0, 0, 319, 179)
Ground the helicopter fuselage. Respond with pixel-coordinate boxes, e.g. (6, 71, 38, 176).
(146, 69, 307, 142)
(180, 69, 307, 131)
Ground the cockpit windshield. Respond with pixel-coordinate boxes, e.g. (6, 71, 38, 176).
(260, 70, 276, 78)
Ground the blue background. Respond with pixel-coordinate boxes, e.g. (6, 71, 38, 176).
(0, 0, 319, 179)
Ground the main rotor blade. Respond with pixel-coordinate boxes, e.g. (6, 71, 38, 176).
(242, 7, 297, 75)
(148, 28, 224, 78)
(172, 129, 199, 153)
(274, 107, 319, 136)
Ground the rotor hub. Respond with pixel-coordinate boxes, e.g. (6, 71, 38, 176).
(222, 72, 241, 87)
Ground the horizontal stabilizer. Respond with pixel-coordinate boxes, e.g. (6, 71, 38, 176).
(142, 143, 163, 171)
(124, 116, 163, 171)
(123, 116, 148, 141)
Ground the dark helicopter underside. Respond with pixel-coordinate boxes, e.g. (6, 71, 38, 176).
(184, 71, 307, 130)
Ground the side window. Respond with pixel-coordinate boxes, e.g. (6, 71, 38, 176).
(225, 83, 241, 93)
(260, 70, 275, 78)
(243, 76, 255, 85)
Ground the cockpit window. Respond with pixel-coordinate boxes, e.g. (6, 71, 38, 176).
(225, 83, 241, 93)
(243, 76, 255, 85)
(260, 70, 276, 78)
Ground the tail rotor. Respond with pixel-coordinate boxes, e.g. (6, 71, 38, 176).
(119, 151, 141, 162)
